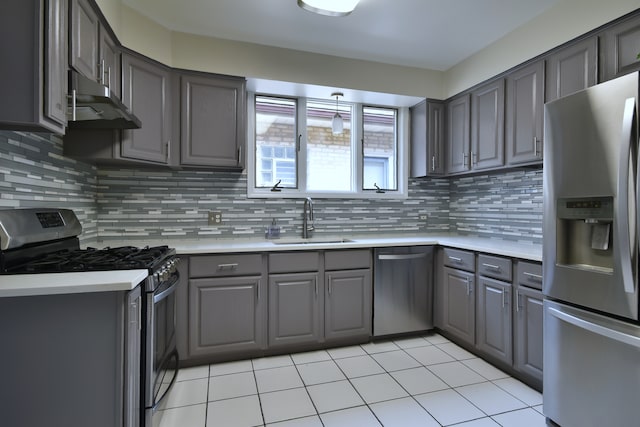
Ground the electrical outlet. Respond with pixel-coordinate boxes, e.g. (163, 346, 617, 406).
(208, 211, 222, 225)
(419, 214, 428, 221)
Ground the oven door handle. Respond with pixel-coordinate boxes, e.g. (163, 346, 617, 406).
(153, 275, 179, 304)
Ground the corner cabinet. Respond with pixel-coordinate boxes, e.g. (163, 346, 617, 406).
(121, 52, 172, 165)
(410, 100, 445, 177)
(0, 0, 67, 134)
(506, 61, 545, 165)
(179, 73, 246, 169)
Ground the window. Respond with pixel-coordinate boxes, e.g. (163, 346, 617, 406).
(248, 94, 407, 199)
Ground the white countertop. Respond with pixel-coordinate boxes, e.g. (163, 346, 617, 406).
(97, 234, 542, 261)
(0, 234, 541, 298)
(0, 270, 149, 298)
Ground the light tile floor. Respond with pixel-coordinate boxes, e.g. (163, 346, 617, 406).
(155, 333, 545, 427)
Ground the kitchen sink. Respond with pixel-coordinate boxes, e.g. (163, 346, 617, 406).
(270, 237, 354, 245)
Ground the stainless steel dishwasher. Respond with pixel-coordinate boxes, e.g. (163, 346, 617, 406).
(373, 246, 434, 337)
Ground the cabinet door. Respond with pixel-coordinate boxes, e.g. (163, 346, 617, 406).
(121, 53, 171, 164)
(189, 276, 264, 358)
(546, 37, 598, 102)
(476, 276, 513, 365)
(99, 27, 120, 97)
(180, 74, 246, 168)
(410, 100, 444, 177)
(471, 79, 505, 170)
(124, 287, 141, 427)
(600, 14, 640, 81)
(325, 269, 372, 341)
(442, 267, 475, 345)
(446, 94, 471, 174)
(506, 61, 544, 165)
(514, 286, 543, 382)
(269, 272, 322, 347)
(70, 0, 99, 81)
(44, 0, 68, 128)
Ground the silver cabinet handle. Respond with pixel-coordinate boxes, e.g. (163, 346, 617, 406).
(482, 263, 501, 271)
(431, 156, 436, 171)
(533, 137, 541, 157)
(256, 281, 260, 302)
(315, 279, 318, 297)
(502, 288, 508, 308)
(297, 134, 302, 152)
(471, 151, 477, 165)
(327, 275, 332, 296)
(106, 66, 112, 92)
(71, 90, 77, 121)
(216, 263, 238, 271)
(523, 271, 542, 282)
(448, 256, 462, 263)
(465, 277, 472, 295)
(378, 253, 427, 261)
(462, 151, 468, 167)
(166, 141, 171, 163)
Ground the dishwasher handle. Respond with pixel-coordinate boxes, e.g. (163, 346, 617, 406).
(377, 253, 428, 261)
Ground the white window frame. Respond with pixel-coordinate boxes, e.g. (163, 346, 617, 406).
(247, 92, 408, 199)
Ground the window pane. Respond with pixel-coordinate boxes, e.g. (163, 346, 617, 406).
(255, 96, 297, 188)
(363, 107, 397, 190)
(306, 100, 352, 192)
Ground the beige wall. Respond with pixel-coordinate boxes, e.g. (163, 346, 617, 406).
(96, 0, 639, 100)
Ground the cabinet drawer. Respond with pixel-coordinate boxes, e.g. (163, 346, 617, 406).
(442, 248, 475, 272)
(477, 254, 512, 281)
(189, 254, 262, 278)
(269, 252, 320, 273)
(325, 250, 371, 270)
(517, 261, 543, 290)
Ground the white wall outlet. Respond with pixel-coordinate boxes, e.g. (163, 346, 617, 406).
(208, 211, 222, 225)
(419, 214, 428, 221)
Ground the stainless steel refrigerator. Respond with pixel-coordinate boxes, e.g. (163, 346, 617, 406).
(543, 71, 640, 427)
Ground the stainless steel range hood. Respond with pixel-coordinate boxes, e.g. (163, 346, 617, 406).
(67, 70, 141, 129)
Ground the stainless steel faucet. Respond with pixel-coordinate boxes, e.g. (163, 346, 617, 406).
(302, 197, 314, 239)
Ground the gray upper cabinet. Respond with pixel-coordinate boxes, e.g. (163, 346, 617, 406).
(121, 52, 172, 164)
(410, 100, 445, 177)
(471, 79, 505, 170)
(70, 0, 120, 96)
(445, 94, 471, 174)
(0, 0, 67, 134)
(545, 36, 598, 102)
(506, 61, 545, 165)
(179, 73, 246, 169)
(600, 14, 640, 81)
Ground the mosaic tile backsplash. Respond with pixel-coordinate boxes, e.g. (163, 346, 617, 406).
(0, 130, 543, 245)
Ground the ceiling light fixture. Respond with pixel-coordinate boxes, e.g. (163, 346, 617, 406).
(331, 92, 344, 135)
(297, 0, 360, 17)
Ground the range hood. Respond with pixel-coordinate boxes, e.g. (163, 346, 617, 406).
(67, 70, 141, 129)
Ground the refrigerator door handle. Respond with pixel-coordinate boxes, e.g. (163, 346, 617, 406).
(548, 306, 640, 349)
(617, 97, 637, 294)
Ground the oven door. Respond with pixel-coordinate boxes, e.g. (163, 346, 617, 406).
(144, 271, 179, 426)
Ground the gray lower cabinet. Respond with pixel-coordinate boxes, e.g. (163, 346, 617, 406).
(441, 266, 476, 345)
(124, 286, 142, 427)
(445, 94, 472, 174)
(186, 254, 266, 360)
(600, 13, 640, 81)
(470, 79, 505, 170)
(0, 0, 67, 134)
(121, 51, 172, 164)
(268, 272, 322, 347)
(545, 36, 598, 102)
(410, 99, 445, 177)
(476, 276, 513, 365)
(179, 73, 247, 168)
(325, 269, 372, 340)
(514, 261, 543, 386)
(505, 60, 545, 165)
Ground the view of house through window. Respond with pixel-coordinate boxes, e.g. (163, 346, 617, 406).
(255, 96, 297, 188)
(252, 94, 402, 197)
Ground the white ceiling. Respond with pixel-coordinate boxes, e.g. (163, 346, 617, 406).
(122, 0, 560, 71)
